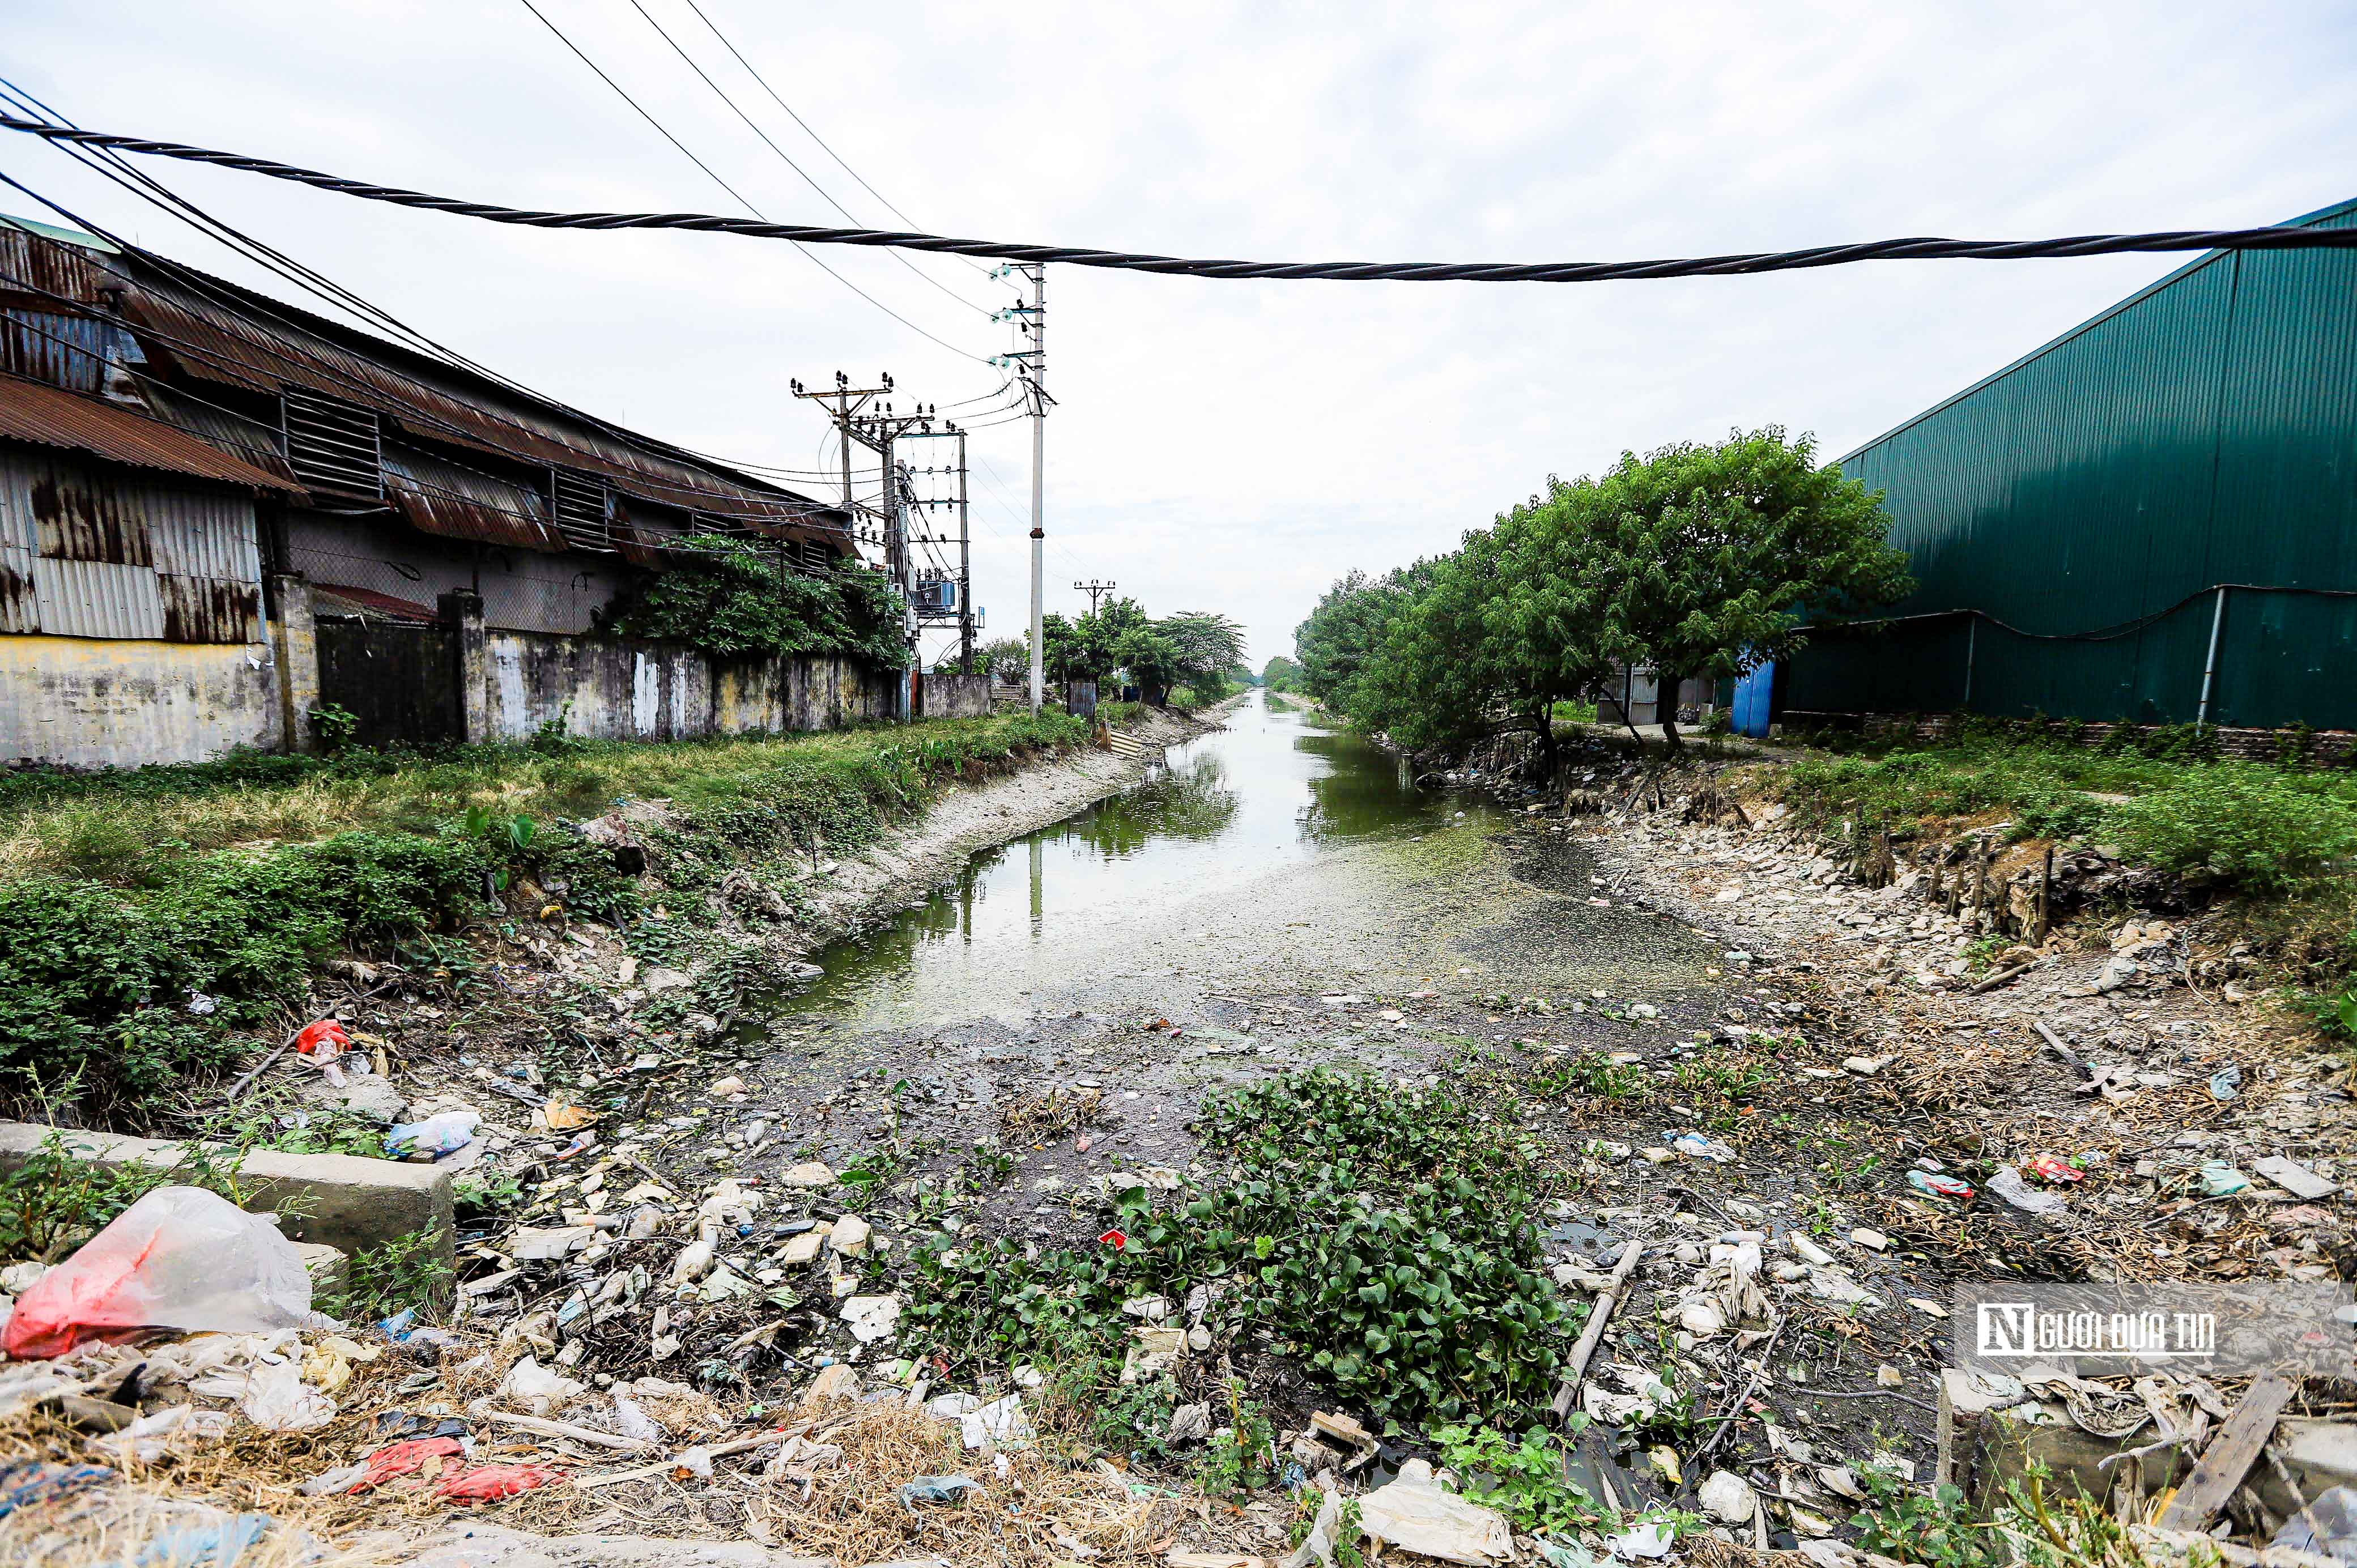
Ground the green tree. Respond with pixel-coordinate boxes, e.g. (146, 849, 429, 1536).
(601, 536, 909, 668)
(1156, 612, 1248, 691)
(973, 637, 1030, 684)
(1261, 655, 1303, 692)
(1530, 428, 1911, 747)
(1353, 525, 1609, 767)
(1115, 625, 1186, 705)
(1292, 566, 1433, 713)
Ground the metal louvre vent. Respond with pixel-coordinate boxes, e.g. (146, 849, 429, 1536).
(281, 389, 383, 498)
(551, 468, 611, 551)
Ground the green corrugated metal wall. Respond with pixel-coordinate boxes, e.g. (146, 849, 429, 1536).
(1785, 197, 2357, 730)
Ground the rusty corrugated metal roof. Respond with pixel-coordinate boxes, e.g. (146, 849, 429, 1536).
(0, 373, 304, 493)
(0, 224, 857, 557)
(313, 581, 437, 622)
(101, 248, 846, 545)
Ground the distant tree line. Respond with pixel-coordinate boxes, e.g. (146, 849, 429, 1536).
(1292, 428, 1913, 755)
(946, 599, 1248, 706)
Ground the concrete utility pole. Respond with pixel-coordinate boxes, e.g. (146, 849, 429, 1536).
(1073, 579, 1116, 615)
(793, 372, 938, 717)
(992, 265, 1049, 711)
(900, 424, 972, 671)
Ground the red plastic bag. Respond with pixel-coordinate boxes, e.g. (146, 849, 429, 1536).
(437, 1463, 564, 1501)
(295, 1020, 351, 1058)
(2026, 1153, 2084, 1184)
(348, 1437, 464, 1495)
(2, 1186, 312, 1360)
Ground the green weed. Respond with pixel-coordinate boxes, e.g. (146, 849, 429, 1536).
(1431, 1422, 1600, 1535)
(343, 1226, 455, 1322)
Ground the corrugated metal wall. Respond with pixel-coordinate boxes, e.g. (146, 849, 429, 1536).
(1786, 197, 2357, 729)
(0, 449, 263, 642)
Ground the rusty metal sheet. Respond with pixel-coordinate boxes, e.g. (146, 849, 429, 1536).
(158, 572, 261, 644)
(312, 582, 437, 623)
(29, 457, 151, 565)
(1, 308, 106, 392)
(32, 555, 165, 639)
(383, 444, 563, 551)
(1, 224, 854, 559)
(0, 373, 303, 493)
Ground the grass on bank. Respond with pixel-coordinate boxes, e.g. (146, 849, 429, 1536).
(1761, 722, 2357, 1015)
(0, 711, 1091, 1120)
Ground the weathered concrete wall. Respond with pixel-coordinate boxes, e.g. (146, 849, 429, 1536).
(0, 1122, 453, 1263)
(484, 628, 895, 741)
(0, 632, 280, 766)
(924, 672, 991, 718)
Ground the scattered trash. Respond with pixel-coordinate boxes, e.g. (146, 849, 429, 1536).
(140, 1510, 273, 1568)
(2, 1186, 312, 1359)
(293, 1019, 350, 1058)
(1905, 1170, 1975, 1202)
(841, 1294, 902, 1344)
(235, 1358, 339, 1434)
(2025, 1154, 2083, 1184)
(1358, 1459, 1514, 1565)
(437, 1463, 564, 1502)
(2272, 1484, 2357, 1560)
(1988, 1168, 2066, 1215)
(2199, 1161, 2253, 1196)
(1698, 1469, 1756, 1524)
(499, 1356, 586, 1414)
(1669, 1132, 1735, 1164)
(2253, 1156, 2341, 1200)
(2209, 1066, 2243, 1101)
(343, 1437, 464, 1495)
(1603, 1519, 1676, 1560)
(384, 1109, 481, 1159)
(898, 1474, 983, 1509)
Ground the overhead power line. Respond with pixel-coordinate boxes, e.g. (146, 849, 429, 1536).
(620, 0, 989, 316)
(7, 118, 2356, 281)
(508, 3, 988, 363)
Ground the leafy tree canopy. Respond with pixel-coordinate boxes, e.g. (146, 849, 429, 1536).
(602, 535, 909, 668)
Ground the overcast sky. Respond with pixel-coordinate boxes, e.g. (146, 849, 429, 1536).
(7, 2, 2355, 668)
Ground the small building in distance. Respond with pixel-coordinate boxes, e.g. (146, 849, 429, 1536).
(1777, 195, 2357, 734)
(0, 214, 863, 766)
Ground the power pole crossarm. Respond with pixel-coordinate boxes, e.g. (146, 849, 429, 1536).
(997, 263, 1048, 714)
(1073, 579, 1116, 615)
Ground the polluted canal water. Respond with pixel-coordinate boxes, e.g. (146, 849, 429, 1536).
(781, 691, 1518, 1026)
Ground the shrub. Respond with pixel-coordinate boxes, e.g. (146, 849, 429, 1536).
(2105, 768, 2357, 893)
(907, 1068, 1577, 1427)
(0, 830, 486, 1115)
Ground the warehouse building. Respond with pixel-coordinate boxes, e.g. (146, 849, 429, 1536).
(1772, 195, 2357, 734)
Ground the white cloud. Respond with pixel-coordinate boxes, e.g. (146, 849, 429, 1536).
(5, 0, 2353, 667)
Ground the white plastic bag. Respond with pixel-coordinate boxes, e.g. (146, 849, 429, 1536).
(384, 1110, 480, 1159)
(2, 1187, 312, 1359)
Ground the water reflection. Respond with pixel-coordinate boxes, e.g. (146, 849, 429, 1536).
(778, 692, 1494, 1013)
(1066, 753, 1242, 857)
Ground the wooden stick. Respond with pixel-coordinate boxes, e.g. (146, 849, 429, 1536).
(2156, 1371, 2297, 1529)
(2035, 846, 2054, 943)
(479, 1411, 658, 1453)
(1550, 1238, 1644, 1424)
(571, 1425, 803, 1489)
(1971, 962, 2036, 994)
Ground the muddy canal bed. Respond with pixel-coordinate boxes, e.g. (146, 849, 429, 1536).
(545, 694, 1969, 1516)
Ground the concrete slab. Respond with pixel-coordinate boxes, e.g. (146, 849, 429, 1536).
(0, 1122, 454, 1266)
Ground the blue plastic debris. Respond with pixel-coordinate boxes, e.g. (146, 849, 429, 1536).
(141, 1511, 273, 1568)
(0, 1457, 114, 1519)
